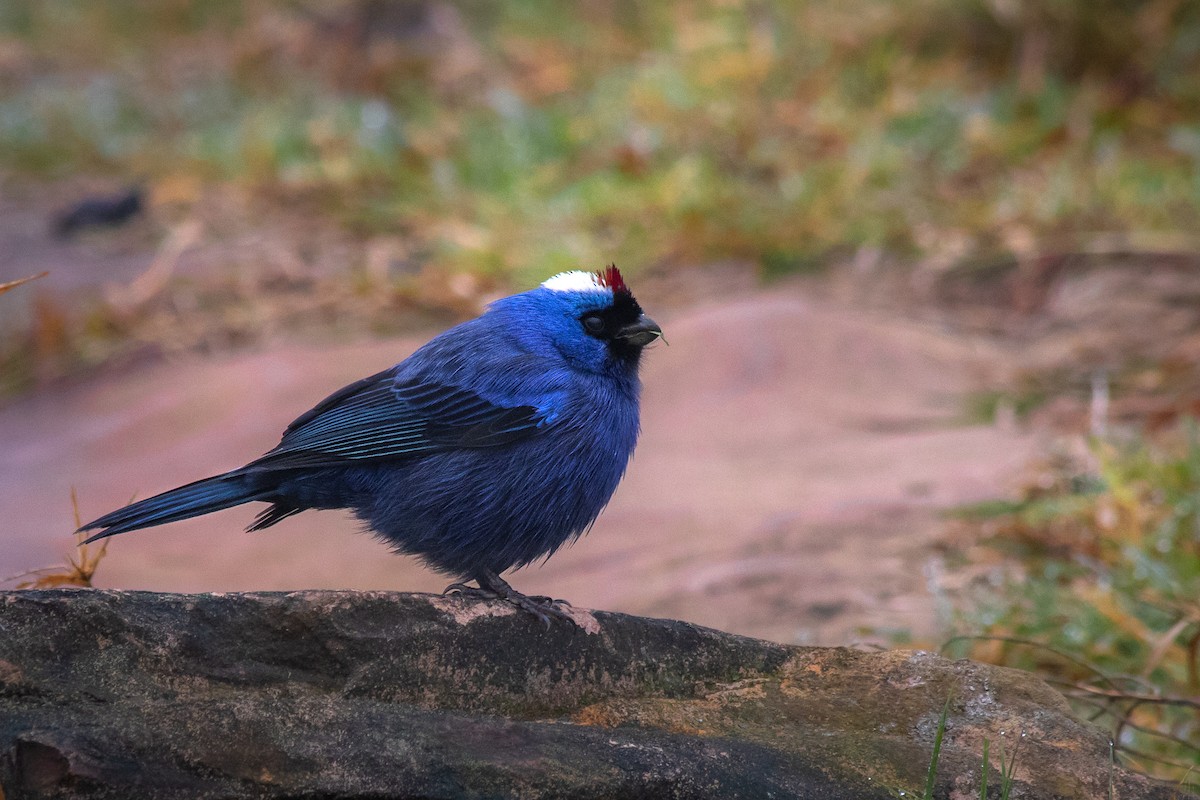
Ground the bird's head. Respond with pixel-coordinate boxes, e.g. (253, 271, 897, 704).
(495, 266, 662, 375)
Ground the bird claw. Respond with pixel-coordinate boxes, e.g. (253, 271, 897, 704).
(442, 581, 490, 599)
(507, 593, 575, 629)
(442, 574, 576, 628)
(525, 594, 572, 607)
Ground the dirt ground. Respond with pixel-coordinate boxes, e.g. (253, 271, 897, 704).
(2, 243, 1039, 644)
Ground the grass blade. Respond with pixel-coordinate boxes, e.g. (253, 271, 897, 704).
(923, 698, 951, 800)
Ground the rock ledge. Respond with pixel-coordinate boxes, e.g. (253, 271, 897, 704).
(0, 589, 1189, 799)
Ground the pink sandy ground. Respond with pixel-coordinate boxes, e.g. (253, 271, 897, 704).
(2, 283, 1036, 645)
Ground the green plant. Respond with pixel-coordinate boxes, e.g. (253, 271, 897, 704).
(5, 1, 1200, 392)
(921, 698, 950, 800)
(897, 701, 1020, 800)
(979, 737, 1019, 800)
(3, 1, 1200, 281)
(947, 427, 1200, 785)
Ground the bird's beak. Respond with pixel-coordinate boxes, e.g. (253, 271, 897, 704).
(617, 314, 663, 347)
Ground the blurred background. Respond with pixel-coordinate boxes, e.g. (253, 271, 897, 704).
(2, 0, 1200, 780)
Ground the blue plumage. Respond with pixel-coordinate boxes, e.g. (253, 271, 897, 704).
(79, 266, 661, 623)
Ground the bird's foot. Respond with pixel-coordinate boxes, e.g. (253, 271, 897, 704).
(524, 594, 572, 607)
(443, 571, 575, 628)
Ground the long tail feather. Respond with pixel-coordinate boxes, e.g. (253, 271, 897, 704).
(78, 474, 265, 543)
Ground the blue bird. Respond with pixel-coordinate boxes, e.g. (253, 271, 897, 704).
(79, 266, 661, 623)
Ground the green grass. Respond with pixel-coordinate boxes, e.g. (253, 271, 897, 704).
(946, 425, 1200, 786)
(3, 0, 1200, 286)
(4, 1, 1200, 394)
(921, 698, 950, 800)
(969, 736, 1017, 800)
(892, 699, 1020, 800)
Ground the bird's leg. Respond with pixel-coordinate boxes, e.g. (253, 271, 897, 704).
(444, 569, 575, 627)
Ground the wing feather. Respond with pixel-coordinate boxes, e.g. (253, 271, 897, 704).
(243, 370, 545, 472)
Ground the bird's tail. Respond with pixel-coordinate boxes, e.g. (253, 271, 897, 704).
(79, 473, 266, 543)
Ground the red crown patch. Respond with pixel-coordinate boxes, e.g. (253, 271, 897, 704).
(596, 264, 628, 294)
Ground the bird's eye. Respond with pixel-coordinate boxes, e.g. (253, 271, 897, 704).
(581, 313, 606, 335)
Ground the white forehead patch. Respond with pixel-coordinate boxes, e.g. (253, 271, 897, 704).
(541, 271, 608, 293)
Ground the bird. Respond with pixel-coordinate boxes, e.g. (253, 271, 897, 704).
(53, 187, 144, 238)
(79, 266, 662, 624)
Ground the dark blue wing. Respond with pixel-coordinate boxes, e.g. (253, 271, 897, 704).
(242, 369, 544, 472)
